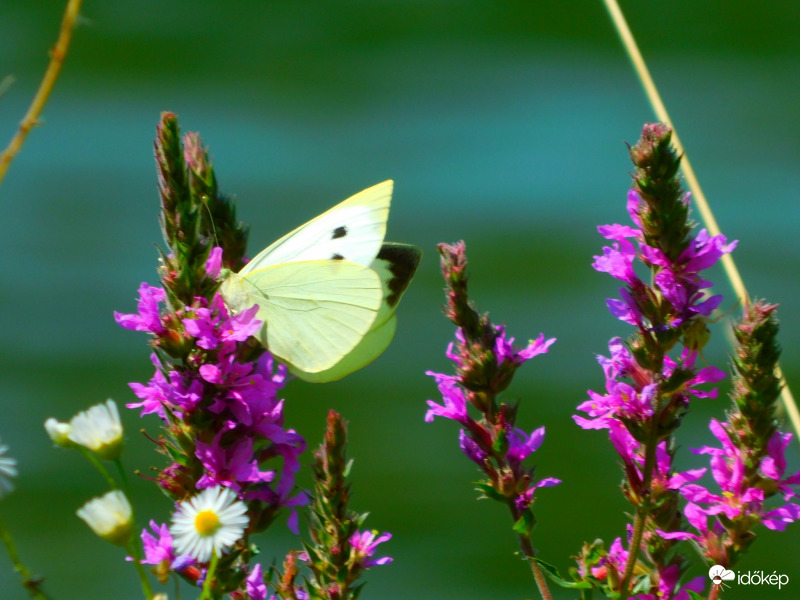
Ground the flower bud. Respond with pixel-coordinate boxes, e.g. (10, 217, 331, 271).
(68, 399, 124, 460)
(44, 418, 73, 447)
(77, 490, 133, 546)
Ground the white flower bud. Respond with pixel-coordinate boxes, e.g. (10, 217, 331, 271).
(68, 399, 124, 460)
(77, 490, 133, 546)
(44, 418, 73, 447)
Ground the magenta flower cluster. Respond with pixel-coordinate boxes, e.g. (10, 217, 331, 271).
(593, 192, 736, 331)
(426, 328, 555, 424)
(576, 337, 726, 432)
(115, 248, 306, 581)
(660, 421, 800, 564)
(427, 241, 560, 527)
(348, 530, 393, 568)
(426, 328, 559, 501)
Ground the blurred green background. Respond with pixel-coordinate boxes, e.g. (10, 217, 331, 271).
(1, 1, 799, 598)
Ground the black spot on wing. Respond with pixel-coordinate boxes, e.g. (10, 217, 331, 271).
(331, 253, 345, 260)
(377, 243, 422, 306)
(332, 225, 348, 239)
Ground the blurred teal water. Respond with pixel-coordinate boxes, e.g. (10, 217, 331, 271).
(1, 1, 798, 598)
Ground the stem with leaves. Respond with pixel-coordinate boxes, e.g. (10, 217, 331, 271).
(426, 241, 559, 600)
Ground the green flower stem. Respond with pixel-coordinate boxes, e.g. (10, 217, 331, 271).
(199, 551, 220, 600)
(116, 459, 153, 600)
(617, 428, 659, 598)
(114, 458, 132, 501)
(513, 523, 552, 600)
(125, 539, 154, 600)
(618, 506, 646, 598)
(0, 514, 50, 600)
(78, 447, 117, 490)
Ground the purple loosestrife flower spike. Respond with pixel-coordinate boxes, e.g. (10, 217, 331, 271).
(428, 241, 558, 600)
(674, 301, 799, 568)
(728, 300, 782, 460)
(155, 113, 249, 310)
(117, 114, 306, 595)
(575, 124, 735, 599)
(297, 410, 392, 600)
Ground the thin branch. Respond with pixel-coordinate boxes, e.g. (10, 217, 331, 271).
(0, 514, 51, 600)
(601, 0, 800, 441)
(0, 0, 84, 190)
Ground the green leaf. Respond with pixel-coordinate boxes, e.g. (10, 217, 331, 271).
(351, 581, 366, 600)
(512, 509, 536, 538)
(475, 482, 505, 502)
(162, 441, 189, 467)
(532, 558, 593, 590)
(686, 591, 704, 600)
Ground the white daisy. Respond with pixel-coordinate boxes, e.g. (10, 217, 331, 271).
(68, 399, 124, 460)
(0, 438, 17, 499)
(170, 486, 249, 563)
(77, 490, 133, 546)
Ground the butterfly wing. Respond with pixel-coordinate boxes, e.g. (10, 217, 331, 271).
(291, 243, 422, 382)
(225, 260, 383, 374)
(240, 180, 393, 274)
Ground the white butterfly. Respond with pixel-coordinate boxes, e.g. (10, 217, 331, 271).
(219, 180, 420, 383)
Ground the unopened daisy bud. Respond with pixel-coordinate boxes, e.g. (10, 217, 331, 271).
(44, 418, 73, 447)
(77, 490, 134, 546)
(170, 486, 248, 563)
(0, 438, 18, 499)
(68, 399, 124, 460)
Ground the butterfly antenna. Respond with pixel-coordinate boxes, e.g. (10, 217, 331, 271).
(201, 197, 221, 248)
(603, 0, 800, 439)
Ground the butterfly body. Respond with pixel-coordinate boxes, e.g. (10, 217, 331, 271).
(219, 181, 420, 382)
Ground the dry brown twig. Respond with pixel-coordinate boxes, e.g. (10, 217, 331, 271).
(0, 0, 85, 190)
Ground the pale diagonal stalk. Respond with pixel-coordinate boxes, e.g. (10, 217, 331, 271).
(0, 514, 51, 600)
(0, 0, 84, 190)
(601, 0, 800, 439)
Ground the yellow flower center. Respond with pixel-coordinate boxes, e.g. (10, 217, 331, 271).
(195, 510, 220, 536)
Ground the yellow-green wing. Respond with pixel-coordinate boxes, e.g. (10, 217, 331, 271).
(291, 243, 421, 382)
(240, 181, 393, 273)
(227, 259, 383, 374)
